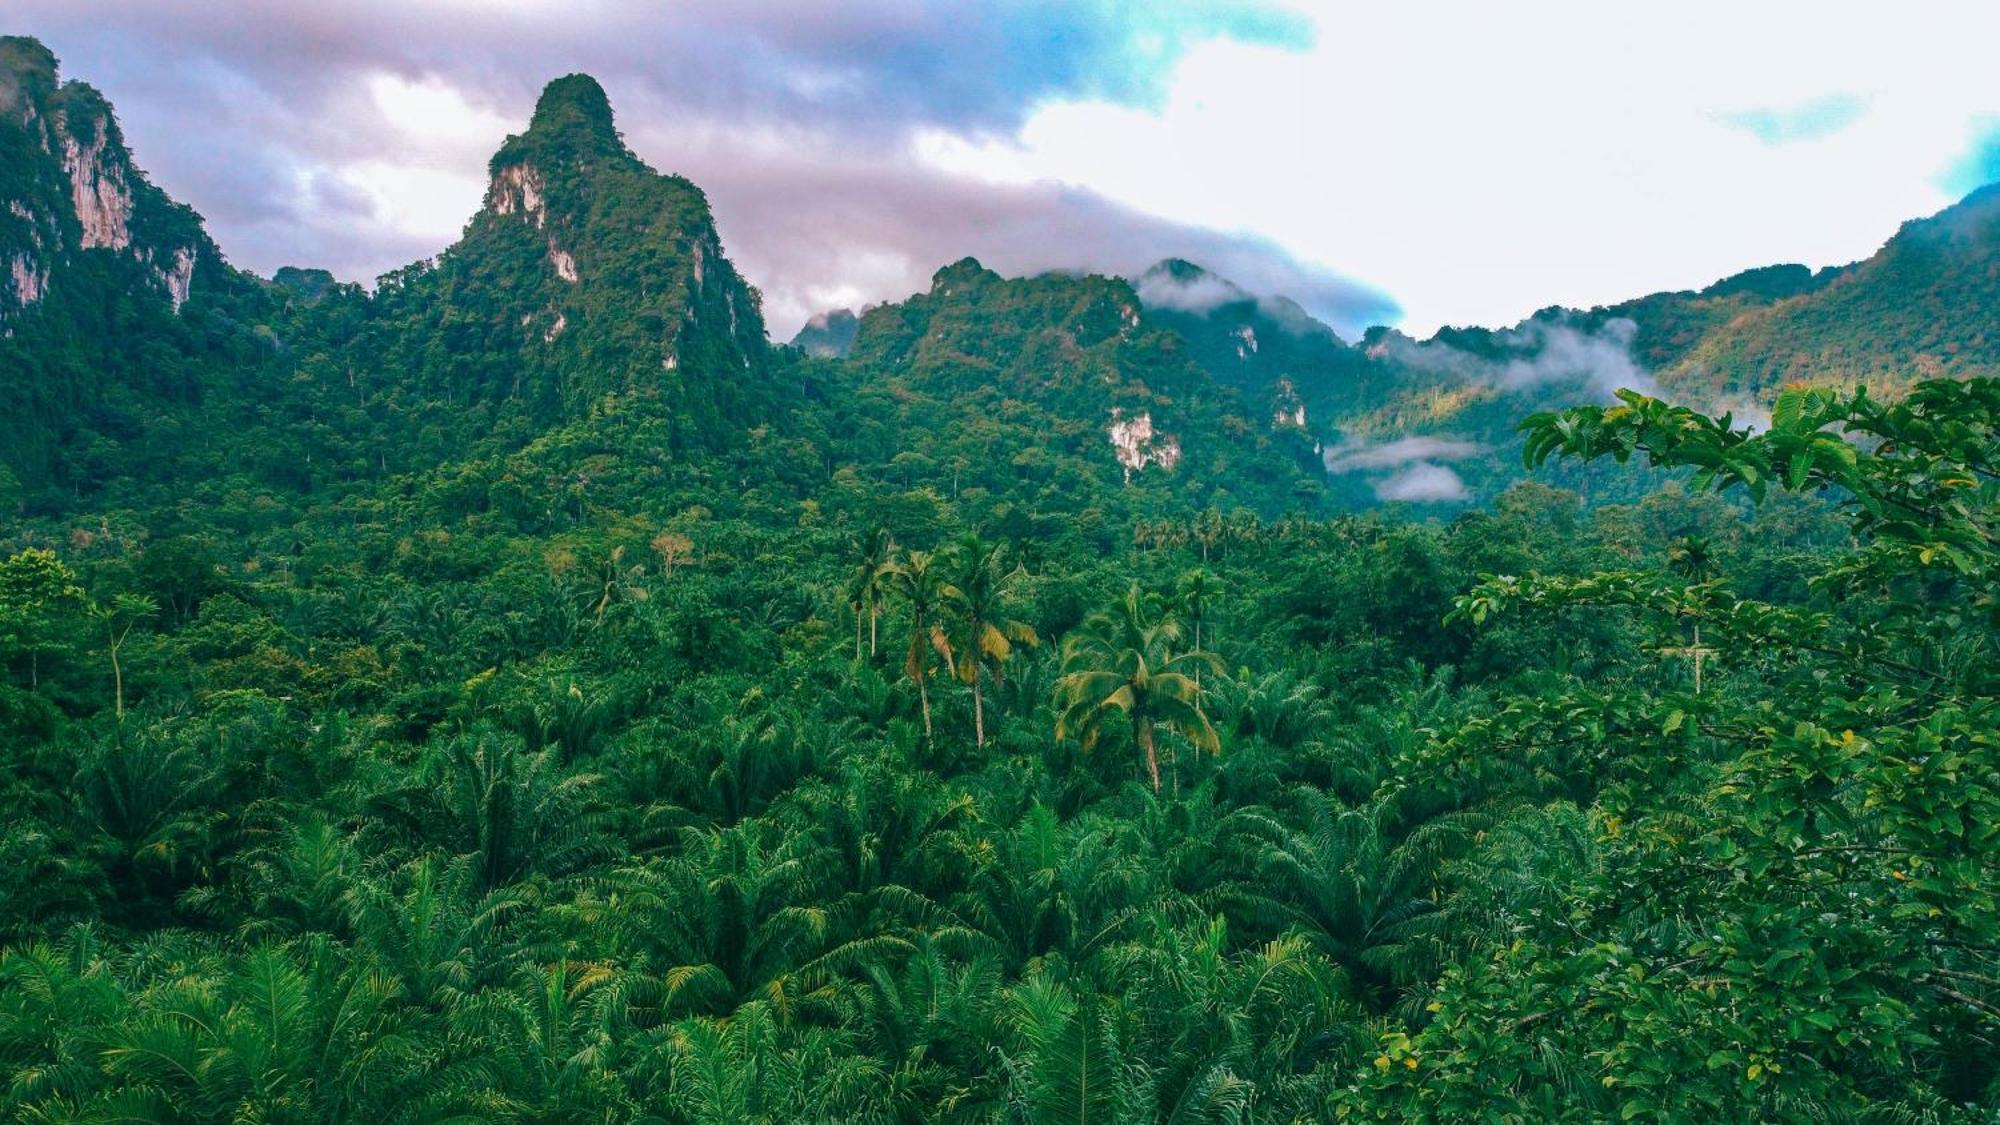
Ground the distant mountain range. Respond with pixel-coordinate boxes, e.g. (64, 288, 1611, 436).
(6, 33, 1999, 515)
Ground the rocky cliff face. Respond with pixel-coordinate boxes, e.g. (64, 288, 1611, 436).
(0, 38, 279, 491)
(385, 72, 770, 418)
(0, 36, 223, 319)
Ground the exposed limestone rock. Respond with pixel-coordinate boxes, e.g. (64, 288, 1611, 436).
(58, 112, 133, 250)
(1233, 324, 1258, 358)
(1108, 408, 1182, 483)
(544, 311, 566, 341)
(1272, 376, 1307, 429)
(490, 163, 546, 228)
(10, 253, 47, 308)
(549, 243, 578, 282)
(158, 245, 195, 311)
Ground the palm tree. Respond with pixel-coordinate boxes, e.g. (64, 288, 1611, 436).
(662, 1001, 896, 1121)
(348, 854, 531, 1009)
(1054, 584, 1221, 793)
(1103, 912, 1354, 1117)
(370, 729, 610, 892)
(847, 527, 894, 660)
(1665, 533, 1717, 583)
(467, 959, 639, 1118)
(1174, 569, 1220, 652)
(939, 536, 1038, 747)
(1193, 507, 1226, 562)
(1174, 568, 1222, 690)
(1664, 533, 1720, 693)
(1236, 788, 1486, 1010)
(1004, 974, 1129, 1123)
(884, 549, 948, 741)
(587, 543, 649, 627)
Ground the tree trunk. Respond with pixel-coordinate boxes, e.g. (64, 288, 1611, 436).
(111, 642, 125, 721)
(918, 673, 933, 741)
(855, 604, 865, 661)
(1193, 620, 1202, 690)
(972, 663, 985, 747)
(869, 606, 878, 658)
(1693, 622, 1704, 695)
(1139, 716, 1160, 793)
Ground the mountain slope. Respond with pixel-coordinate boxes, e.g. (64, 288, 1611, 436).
(6, 31, 1997, 521)
(1131, 259, 1384, 440)
(351, 74, 768, 431)
(0, 36, 271, 491)
(1665, 184, 2000, 401)
(829, 257, 1326, 517)
(791, 308, 860, 358)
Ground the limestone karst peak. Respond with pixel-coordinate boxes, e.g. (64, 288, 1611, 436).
(497, 72, 628, 167)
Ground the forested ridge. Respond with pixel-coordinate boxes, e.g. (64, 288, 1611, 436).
(2, 38, 1998, 1122)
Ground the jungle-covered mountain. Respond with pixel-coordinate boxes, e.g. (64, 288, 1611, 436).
(8, 20, 2000, 514)
(1, 35, 1996, 1122)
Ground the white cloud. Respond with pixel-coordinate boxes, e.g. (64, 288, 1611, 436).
(1323, 435, 1483, 473)
(1323, 435, 1479, 502)
(924, 1, 2000, 335)
(1374, 462, 1470, 503)
(1373, 317, 1655, 399)
(1133, 269, 1247, 313)
(28, 1, 2000, 338)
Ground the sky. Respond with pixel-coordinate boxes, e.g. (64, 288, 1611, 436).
(13, 1, 2000, 340)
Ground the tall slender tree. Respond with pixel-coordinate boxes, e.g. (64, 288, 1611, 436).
(1173, 567, 1222, 689)
(848, 527, 895, 660)
(885, 549, 948, 741)
(939, 536, 1038, 747)
(1055, 584, 1220, 792)
(89, 593, 156, 722)
(0, 547, 84, 689)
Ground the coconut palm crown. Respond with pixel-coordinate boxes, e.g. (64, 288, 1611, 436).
(1054, 584, 1221, 792)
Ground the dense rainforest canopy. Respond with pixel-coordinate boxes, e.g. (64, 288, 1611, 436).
(2, 36, 1998, 1122)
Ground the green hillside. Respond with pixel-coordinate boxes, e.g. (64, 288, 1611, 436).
(0, 36, 275, 495)
(0, 38, 1995, 1122)
(1668, 184, 2000, 400)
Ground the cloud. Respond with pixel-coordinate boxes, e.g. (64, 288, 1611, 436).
(1134, 268, 1248, 313)
(1940, 116, 2000, 196)
(934, 4, 2000, 337)
(9, 1, 1346, 335)
(678, 127, 1396, 335)
(1373, 463, 1470, 503)
(1122, 257, 1388, 334)
(1368, 317, 1656, 400)
(1322, 435, 1484, 473)
(1718, 94, 1868, 144)
(1322, 435, 1480, 504)
(1711, 399, 1773, 434)
(20, 2, 2000, 342)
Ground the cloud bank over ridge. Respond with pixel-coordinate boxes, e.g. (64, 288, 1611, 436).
(8, 0, 1395, 337)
